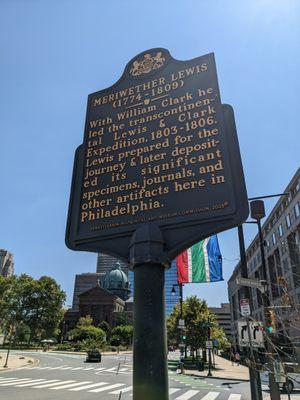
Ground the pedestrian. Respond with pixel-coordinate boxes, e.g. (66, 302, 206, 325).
(235, 351, 240, 366)
(230, 349, 235, 366)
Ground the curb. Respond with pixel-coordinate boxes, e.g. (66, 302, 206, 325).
(50, 350, 133, 356)
(184, 371, 249, 382)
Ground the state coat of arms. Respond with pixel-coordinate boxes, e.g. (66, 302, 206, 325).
(130, 52, 165, 76)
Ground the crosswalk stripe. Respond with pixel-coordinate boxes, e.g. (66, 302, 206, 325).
(109, 385, 133, 394)
(18, 379, 59, 387)
(50, 381, 92, 390)
(169, 388, 181, 394)
(0, 378, 33, 386)
(59, 367, 74, 370)
(95, 367, 105, 371)
(119, 368, 129, 372)
(0, 377, 17, 380)
(34, 380, 74, 388)
(0, 377, 21, 382)
(15, 379, 48, 387)
(228, 395, 241, 400)
(103, 367, 117, 371)
(70, 367, 84, 370)
(69, 382, 108, 391)
(175, 390, 200, 400)
(82, 367, 95, 370)
(201, 393, 220, 400)
(0, 378, 27, 384)
(47, 366, 68, 370)
(89, 383, 125, 393)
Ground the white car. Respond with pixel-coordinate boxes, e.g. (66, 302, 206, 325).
(261, 370, 300, 393)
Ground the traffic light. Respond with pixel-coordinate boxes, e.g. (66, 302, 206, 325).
(266, 308, 276, 333)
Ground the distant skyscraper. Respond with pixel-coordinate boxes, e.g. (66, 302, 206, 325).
(128, 260, 180, 316)
(0, 249, 14, 277)
(72, 273, 104, 311)
(97, 253, 129, 276)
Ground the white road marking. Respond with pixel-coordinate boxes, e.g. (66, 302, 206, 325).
(175, 390, 200, 400)
(59, 367, 74, 370)
(119, 368, 129, 372)
(15, 379, 48, 387)
(95, 367, 105, 371)
(109, 385, 133, 394)
(103, 367, 117, 372)
(0, 378, 33, 386)
(200, 393, 220, 400)
(82, 367, 95, 370)
(228, 395, 242, 400)
(46, 365, 68, 370)
(89, 383, 125, 393)
(34, 380, 74, 388)
(69, 382, 108, 391)
(169, 388, 181, 394)
(50, 381, 92, 390)
(70, 367, 84, 370)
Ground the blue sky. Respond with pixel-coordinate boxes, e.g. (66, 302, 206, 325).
(0, 0, 299, 306)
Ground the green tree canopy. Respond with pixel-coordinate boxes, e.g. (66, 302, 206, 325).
(0, 274, 66, 343)
(167, 295, 228, 351)
(110, 325, 133, 346)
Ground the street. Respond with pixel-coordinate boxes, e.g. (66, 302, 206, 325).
(0, 350, 270, 400)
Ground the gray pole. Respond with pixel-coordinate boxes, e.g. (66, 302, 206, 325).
(237, 225, 262, 400)
(130, 225, 169, 400)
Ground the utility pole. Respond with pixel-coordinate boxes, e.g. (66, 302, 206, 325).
(238, 225, 262, 400)
(250, 200, 281, 400)
(207, 316, 212, 377)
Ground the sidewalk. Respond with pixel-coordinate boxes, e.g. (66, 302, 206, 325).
(183, 355, 250, 381)
(0, 352, 38, 371)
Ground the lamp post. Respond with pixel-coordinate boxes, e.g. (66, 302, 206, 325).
(171, 283, 185, 359)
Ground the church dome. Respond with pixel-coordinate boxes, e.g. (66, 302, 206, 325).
(101, 262, 131, 301)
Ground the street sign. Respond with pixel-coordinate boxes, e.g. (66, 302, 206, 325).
(66, 48, 249, 261)
(178, 319, 185, 329)
(237, 321, 264, 347)
(240, 298, 251, 316)
(236, 277, 266, 293)
(206, 340, 213, 349)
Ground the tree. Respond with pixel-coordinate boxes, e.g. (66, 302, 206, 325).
(0, 274, 66, 344)
(167, 295, 228, 355)
(110, 325, 133, 346)
(78, 315, 93, 327)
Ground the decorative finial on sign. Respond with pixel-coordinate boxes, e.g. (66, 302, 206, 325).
(130, 51, 165, 76)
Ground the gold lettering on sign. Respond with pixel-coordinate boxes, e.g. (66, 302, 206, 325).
(79, 54, 230, 229)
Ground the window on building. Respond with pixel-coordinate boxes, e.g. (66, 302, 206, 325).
(272, 233, 276, 245)
(278, 224, 283, 237)
(286, 214, 291, 228)
(295, 202, 300, 218)
(296, 181, 300, 192)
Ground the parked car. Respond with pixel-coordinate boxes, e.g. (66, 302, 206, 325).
(86, 349, 102, 363)
(261, 365, 300, 394)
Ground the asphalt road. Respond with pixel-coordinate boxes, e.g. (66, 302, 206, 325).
(0, 350, 293, 400)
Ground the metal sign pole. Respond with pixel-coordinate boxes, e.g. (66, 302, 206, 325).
(130, 225, 169, 400)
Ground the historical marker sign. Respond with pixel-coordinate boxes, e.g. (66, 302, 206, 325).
(66, 48, 248, 261)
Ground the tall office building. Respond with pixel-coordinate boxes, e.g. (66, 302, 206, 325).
(228, 168, 300, 347)
(0, 249, 14, 277)
(128, 260, 180, 316)
(97, 252, 129, 276)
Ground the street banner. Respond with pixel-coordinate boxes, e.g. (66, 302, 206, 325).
(176, 235, 223, 283)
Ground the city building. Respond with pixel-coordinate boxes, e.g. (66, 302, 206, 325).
(71, 273, 104, 311)
(64, 265, 133, 335)
(208, 303, 231, 339)
(0, 249, 14, 277)
(228, 168, 300, 347)
(97, 252, 129, 276)
(128, 259, 180, 316)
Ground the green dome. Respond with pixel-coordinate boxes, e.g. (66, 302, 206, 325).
(102, 262, 130, 299)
